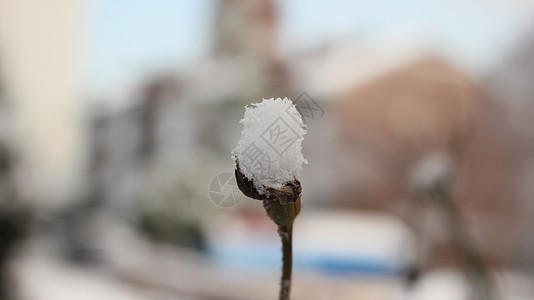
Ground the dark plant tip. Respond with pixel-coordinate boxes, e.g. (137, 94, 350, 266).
(234, 162, 266, 201)
(234, 161, 301, 227)
(266, 179, 301, 205)
(235, 161, 302, 204)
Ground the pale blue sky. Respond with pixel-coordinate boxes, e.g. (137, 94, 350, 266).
(85, 0, 530, 95)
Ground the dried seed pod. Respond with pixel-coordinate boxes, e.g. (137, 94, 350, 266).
(235, 162, 301, 227)
(232, 98, 305, 300)
(234, 161, 266, 201)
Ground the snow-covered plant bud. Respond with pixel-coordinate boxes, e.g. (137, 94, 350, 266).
(233, 98, 307, 300)
(232, 97, 306, 224)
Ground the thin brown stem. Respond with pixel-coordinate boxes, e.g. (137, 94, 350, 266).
(433, 186, 497, 300)
(235, 167, 300, 300)
(278, 224, 293, 300)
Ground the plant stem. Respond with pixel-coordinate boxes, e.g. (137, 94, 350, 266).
(278, 223, 293, 300)
(235, 168, 300, 300)
(432, 185, 496, 300)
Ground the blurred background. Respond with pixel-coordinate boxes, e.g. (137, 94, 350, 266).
(1, 0, 534, 299)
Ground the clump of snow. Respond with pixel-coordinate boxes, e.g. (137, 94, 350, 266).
(232, 98, 307, 195)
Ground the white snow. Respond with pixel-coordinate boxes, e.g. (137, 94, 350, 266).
(233, 98, 307, 195)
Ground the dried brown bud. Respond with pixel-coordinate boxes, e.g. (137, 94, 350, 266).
(235, 162, 301, 227)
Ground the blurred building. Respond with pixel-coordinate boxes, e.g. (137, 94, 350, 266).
(333, 55, 480, 209)
(0, 0, 84, 209)
(214, 0, 276, 61)
(322, 51, 526, 270)
(485, 31, 534, 273)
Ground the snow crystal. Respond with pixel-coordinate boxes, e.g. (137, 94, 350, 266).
(232, 98, 307, 195)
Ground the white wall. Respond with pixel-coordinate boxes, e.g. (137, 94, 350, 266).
(0, 0, 85, 209)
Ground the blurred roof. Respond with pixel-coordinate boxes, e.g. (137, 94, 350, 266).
(290, 38, 473, 100)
